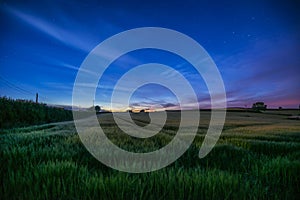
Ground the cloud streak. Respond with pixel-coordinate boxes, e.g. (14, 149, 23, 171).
(3, 5, 121, 54)
(218, 35, 300, 108)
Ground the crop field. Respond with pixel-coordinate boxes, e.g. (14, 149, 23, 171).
(1, 110, 300, 199)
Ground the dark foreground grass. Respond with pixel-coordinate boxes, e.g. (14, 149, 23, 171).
(0, 111, 300, 199)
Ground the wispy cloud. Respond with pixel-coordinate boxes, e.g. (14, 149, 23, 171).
(4, 6, 92, 53)
(129, 101, 179, 110)
(217, 35, 300, 107)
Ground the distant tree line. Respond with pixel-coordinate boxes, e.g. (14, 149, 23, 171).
(0, 97, 73, 129)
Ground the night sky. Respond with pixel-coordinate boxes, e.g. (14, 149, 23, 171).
(1, 0, 299, 110)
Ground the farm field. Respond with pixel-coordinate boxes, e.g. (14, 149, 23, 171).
(1, 110, 300, 199)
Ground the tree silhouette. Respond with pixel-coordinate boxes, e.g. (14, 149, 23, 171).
(95, 105, 101, 113)
(252, 102, 267, 111)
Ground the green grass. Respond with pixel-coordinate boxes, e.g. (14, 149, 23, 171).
(0, 111, 300, 199)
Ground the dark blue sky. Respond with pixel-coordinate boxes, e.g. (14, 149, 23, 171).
(1, 0, 299, 109)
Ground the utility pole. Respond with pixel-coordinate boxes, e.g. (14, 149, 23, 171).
(36, 93, 38, 104)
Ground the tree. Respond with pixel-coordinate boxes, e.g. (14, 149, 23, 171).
(252, 102, 267, 111)
(95, 105, 101, 113)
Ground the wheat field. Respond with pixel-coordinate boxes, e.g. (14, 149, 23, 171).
(1, 110, 299, 199)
